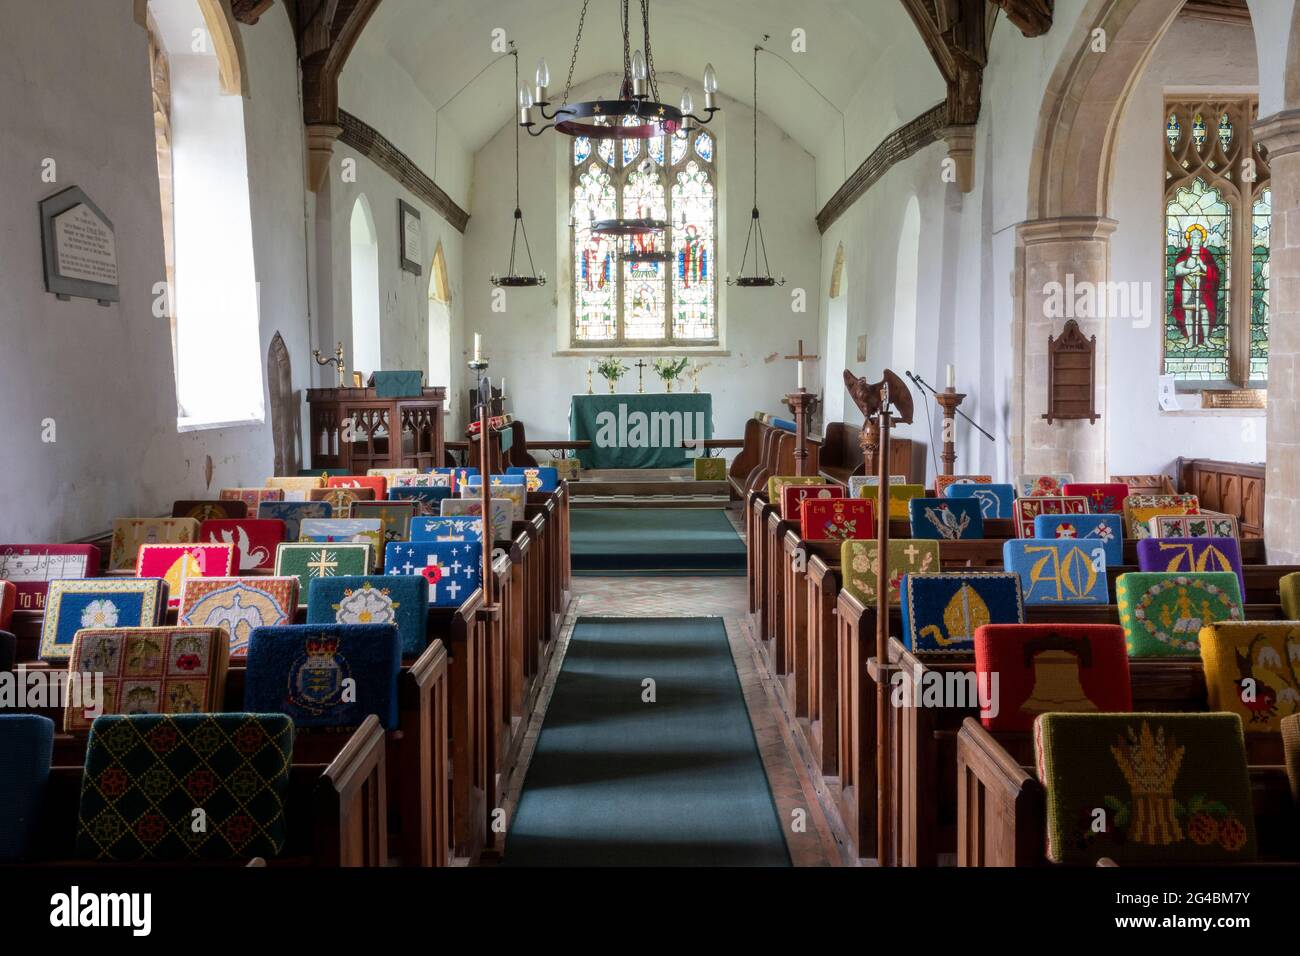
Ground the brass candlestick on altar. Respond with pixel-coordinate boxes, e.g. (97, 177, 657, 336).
(691, 362, 701, 393)
(586, 366, 594, 395)
(935, 388, 967, 476)
(314, 342, 347, 388)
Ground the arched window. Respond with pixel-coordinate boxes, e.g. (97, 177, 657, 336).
(1163, 98, 1270, 389)
(350, 195, 382, 376)
(893, 196, 921, 375)
(571, 128, 717, 346)
(824, 242, 848, 423)
(428, 241, 452, 390)
(149, 0, 263, 429)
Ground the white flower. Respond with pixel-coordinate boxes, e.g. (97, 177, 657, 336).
(80, 599, 120, 629)
(1258, 645, 1283, 669)
(336, 586, 395, 625)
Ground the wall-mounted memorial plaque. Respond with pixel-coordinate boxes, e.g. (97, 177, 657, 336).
(399, 199, 423, 276)
(40, 187, 120, 305)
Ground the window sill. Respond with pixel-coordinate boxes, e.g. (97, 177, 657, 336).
(554, 347, 730, 357)
(1157, 407, 1265, 418)
(177, 415, 266, 433)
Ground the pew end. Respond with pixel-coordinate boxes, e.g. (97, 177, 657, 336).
(296, 714, 389, 867)
(23, 717, 388, 867)
(956, 718, 1045, 867)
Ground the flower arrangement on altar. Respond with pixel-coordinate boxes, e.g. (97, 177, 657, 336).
(653, 357, 690, 393)
(595, 356, 628, 393)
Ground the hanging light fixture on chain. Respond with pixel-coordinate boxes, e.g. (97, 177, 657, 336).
(492, 48, 546, 288)
(728, 42, 784, 288)
(519, 0, 719, 141)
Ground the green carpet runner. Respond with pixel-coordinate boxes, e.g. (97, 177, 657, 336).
(504, 617, 791, 866)
(570, 508, 746, 574)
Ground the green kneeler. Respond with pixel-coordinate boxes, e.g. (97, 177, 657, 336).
(693, 457, 727, 481)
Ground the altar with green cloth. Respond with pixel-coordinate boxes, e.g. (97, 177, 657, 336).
(569, 393, 713, 469)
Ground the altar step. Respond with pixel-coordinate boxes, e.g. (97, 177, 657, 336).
(569, 478, 730, 509)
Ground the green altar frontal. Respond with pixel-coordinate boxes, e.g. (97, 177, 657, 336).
(570, 393, 713, 469)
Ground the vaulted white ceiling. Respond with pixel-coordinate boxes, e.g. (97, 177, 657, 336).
(352, 0, 936, 160)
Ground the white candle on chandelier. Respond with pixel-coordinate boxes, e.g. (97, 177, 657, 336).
(946, 363, 955, 390)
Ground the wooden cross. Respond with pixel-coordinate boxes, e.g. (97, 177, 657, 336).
(783, 339, 819, 391)
(634, 359, 648, 394)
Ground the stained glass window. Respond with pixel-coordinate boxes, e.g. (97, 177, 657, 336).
(1162, 98, 1270, 389)
(571, 127, 717, 345)
(1251, 187, 1271, 382)
(1164, 179, 1231, 382)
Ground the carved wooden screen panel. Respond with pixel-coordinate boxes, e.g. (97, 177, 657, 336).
(267, 332, 300, 476)
(344, 406, 390, 474)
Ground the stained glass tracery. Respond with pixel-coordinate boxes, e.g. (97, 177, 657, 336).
(571, 128, 717, 345)
(1162, 97, 1270, 389)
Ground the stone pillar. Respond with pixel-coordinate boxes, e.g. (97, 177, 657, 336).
(1014, 217, 1117, 482)
(1255, 110, 1300, 561)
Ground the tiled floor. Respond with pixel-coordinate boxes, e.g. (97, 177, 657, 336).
(502, 505, 851, 867)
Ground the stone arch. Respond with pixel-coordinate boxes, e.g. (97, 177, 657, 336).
(1014, 0, 1185, 480)
(195, 0, 248, 96)
(139, 0, 248, 96)
(1028, 0, 1184, 221)
(1288, 2, 1300, 109)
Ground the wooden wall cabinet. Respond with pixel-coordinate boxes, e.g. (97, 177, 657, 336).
(308, 386, 446, 473)
(1175, 457, 1265, 539)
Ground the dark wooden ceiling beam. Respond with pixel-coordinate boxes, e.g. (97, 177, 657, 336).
(989, 0, 1054, 37)
(231, 0, 276, 25)
(897, 0, 1052, 191)
(291, 0, 383, 190)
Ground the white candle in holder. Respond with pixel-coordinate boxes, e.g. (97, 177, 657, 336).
(946, 364, 955, 390)
(474, 333, 482, 362)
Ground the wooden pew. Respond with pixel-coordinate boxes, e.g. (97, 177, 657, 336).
(728, 418, 765, 500)
(434, 590, 490, 862)
(26, 715, 389, 867)
(29, 611, 454, 867)
(837, 590, 1294, 868)
(773, 526, 1282, 770)
(885, 636, 1288, 867)
(6, 480, 569, 867)
(774, 518, 1023, 761)
(956, 719, 1299, 866)
(816, 422, 864, 487)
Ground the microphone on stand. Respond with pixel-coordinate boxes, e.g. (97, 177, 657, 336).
(907, 369, 996, 443)
(906, 370, 942, 477)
